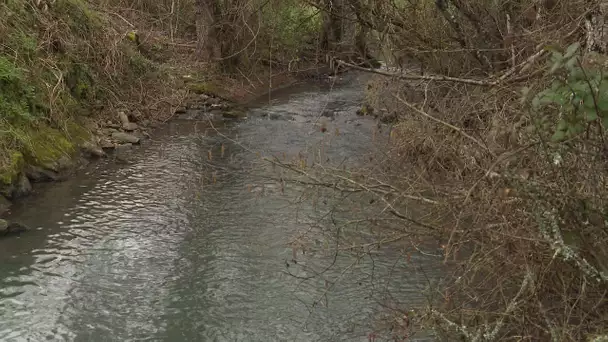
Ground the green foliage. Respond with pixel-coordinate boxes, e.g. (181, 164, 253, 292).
(261, 2, 321, 55)
(128, 53, 157, 75)
(53, 0, 103, 36)
(6, 30, 38, 59)
(528, 43, 608, 142)
(65, 62, 94, 100)
(0, 57, 40, 123)
(0, 151, 24, 185)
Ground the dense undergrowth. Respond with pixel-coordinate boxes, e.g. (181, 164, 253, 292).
(354, 0, 608, 340)
(0, 0, 324, 200)
(0, 0, 176, 193)
(267, 0, 608, 340)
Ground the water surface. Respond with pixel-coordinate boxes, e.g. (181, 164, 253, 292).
(0, 76, 441, 341)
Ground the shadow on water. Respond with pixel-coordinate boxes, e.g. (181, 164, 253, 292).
(0, 73, 443, 341)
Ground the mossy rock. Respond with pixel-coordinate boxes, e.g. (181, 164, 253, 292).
(0, 151, 25, 186)
(24, 126, 76, 168)
(187, 82, 218, 96)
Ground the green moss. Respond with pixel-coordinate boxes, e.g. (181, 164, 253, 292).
(187, 82, 217, 95)
(24, 126, 75, 167)
(0, 151, 24, 185)
(126, 31, 140, 45)
(65, 121, 91, 145)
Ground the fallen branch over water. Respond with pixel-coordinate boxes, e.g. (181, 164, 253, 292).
(336, 48, 547, 86)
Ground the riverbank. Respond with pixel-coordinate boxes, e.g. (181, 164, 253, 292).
(0, 0, 326, 218)
(0, 69, 309, 217)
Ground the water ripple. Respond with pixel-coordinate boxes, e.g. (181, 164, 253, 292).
(0, 78, 442, 341)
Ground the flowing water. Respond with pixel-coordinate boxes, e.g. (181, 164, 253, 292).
(0, 75, 442, 341)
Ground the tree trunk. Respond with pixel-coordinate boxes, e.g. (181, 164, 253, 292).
(586, 1, 608, 53)
(195, 0, 219, 60)
(320, 0, 344, 54)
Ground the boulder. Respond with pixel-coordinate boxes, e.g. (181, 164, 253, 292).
(0, 196, 11, 216)
(111, 132, 140, 144)
(9, 222, 29, 233)
(13, 174, 32, 198)
(122, 122, 139, 131)
(25, 165, 59, 182)
(56, 156, 74, 171)
(1, 221, 30, 236)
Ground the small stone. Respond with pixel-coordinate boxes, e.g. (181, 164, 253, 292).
(0, 219, 8, 233)
(111, 132, 140, 144)
(81, 142, 106, 158)
(99, 138, 115, 149)
(105, 121, 120, 129)
(122, 122, 139, 131)
(101, 128, 117, 135)
(118, 111, 130, 126)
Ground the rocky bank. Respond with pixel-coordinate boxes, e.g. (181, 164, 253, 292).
(0, 90, 242, 219)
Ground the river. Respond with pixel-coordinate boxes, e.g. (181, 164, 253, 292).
(0, 74, 441, 341)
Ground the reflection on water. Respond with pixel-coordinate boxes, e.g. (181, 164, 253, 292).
(0, 76, 442, 341)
